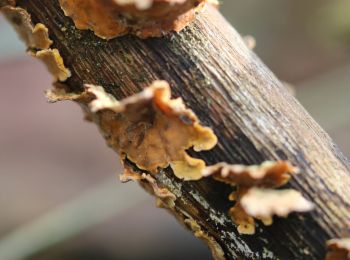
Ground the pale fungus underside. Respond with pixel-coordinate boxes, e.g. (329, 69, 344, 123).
(203, 161, 313, 234)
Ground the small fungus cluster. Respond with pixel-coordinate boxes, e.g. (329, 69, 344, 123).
(1, 6, 52, 49)
(202, 161, 314, 234)
(47, 81, 314, 236)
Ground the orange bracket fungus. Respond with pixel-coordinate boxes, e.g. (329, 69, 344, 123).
(203, 161, 314, 234)
(32, 49, 71, 82)
(202, 161, 295, 188)
(1, 3, 71, 82)
(326, 238, 350, 260)
(59, 0, 218, 39)
(46, 81, 312, 236)
(46, 80, 218, 181)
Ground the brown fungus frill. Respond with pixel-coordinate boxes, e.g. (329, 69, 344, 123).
(1, 6, 53, 49)
(1, 4, 71, 82)
(47, 80, 217, 180)
(326, 238, 350, 260)
(203, 161, 295, 188)
(203, 161, 313, 234)
(32, 49, 71, 82)
(59, 0, 218, 39)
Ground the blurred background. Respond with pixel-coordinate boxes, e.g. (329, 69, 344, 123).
(0, 0, 349, 259)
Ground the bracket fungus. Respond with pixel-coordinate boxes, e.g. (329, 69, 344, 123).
(240, 188, 314, 223)
(202, 161, 296, 188)
(1, 6, 52, 49)
(47, 82, 313, 236)
(326, 238, 350, 260)
(203, 161, 313, 234)
(47, 80, 217, 181)
(59, 0, 218, 39)
(32, 49, 72, 82)
(1, 4, 71, 82)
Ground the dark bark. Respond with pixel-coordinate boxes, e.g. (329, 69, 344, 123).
(6, 0, 350, 258)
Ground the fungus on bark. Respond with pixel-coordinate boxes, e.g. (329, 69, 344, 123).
(0, 0, 347, 257)
(241, 188, 314, 223)
(1, 6, 53, 49)
(58, 0, 218, 39)
(32, 49, 71, 82)
(46, 80, 218, 180)
(1, 4, 71, 82)
(202, 161, 296, 188)
(203, 161, 313, 234)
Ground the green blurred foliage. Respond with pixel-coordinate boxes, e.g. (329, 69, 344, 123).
(313, 1, 350, 45)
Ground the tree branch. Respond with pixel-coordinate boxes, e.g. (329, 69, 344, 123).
(2, 0, 350, 259)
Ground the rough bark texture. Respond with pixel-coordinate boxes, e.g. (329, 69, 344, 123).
(4, 0, 350, 259)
